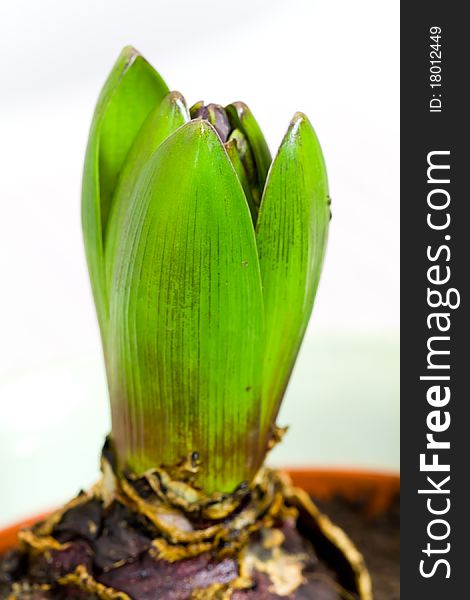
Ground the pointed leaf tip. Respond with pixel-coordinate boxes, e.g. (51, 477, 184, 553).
(226, 102, 271, 185)
(281, 112, 314, 146)
(256, 111, 329, 433)
(82, 47, 169, 334)
(105, 90, 190, 291)
(121, 44, 139, 56)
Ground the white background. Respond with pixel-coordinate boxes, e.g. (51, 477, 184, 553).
(0, 0, 399, 526)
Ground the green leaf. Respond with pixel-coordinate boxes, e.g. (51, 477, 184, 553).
(109, 120, 265, 493)
(224, 134, 257, 221)
(226, 102, 271, 209)
(104, 91, 190, 293)
(256, 112, 330, 432)
(82, 46, 169, 333)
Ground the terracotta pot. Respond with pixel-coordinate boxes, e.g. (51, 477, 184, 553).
(0, 468, 399, 556)
(288, 467, 400, 517)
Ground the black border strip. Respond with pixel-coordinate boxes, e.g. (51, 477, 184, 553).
(401, 4, 467, 596)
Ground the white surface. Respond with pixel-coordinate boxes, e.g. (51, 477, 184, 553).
(0, 0, 399, 526)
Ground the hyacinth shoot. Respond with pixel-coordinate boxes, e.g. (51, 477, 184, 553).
(82, 46, 330, 493)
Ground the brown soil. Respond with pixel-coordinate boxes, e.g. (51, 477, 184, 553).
(313, 494, 400, 600)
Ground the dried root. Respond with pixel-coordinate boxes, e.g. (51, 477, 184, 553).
(0, 439, 371, 600)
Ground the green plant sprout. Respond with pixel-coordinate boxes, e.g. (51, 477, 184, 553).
(82, 46, 329, 493)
